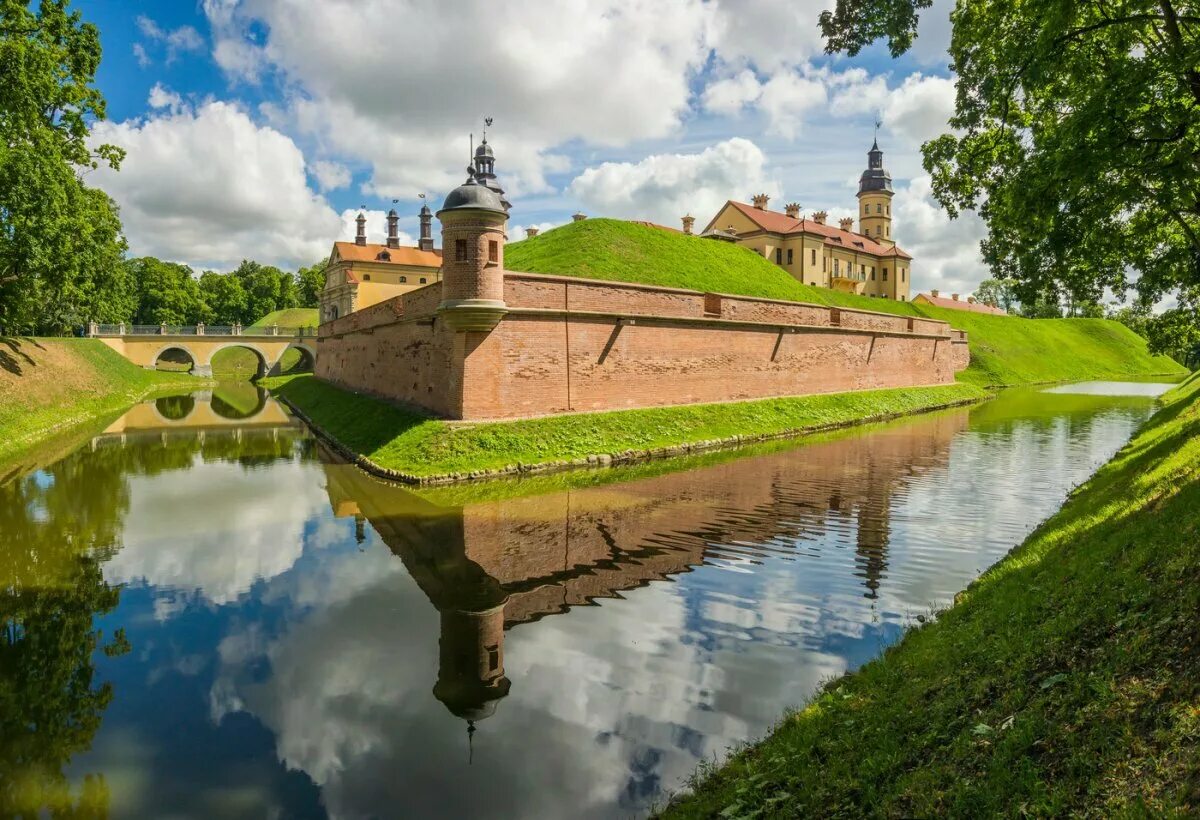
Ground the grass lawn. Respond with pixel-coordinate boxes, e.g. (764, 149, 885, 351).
(506, 220, 1183, 386)
(265, 373, 986, 480)
(0, 338, 204, 463)
(660, 372, 1200, 817)
(247, 307, 319, 330)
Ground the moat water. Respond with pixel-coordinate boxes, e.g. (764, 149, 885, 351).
(0, 379, 1180, 818)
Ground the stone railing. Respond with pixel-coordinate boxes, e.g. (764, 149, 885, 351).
(88, 322, 316, 338)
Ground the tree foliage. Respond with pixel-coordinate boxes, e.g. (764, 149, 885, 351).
(973, 278, 1018, 312)
(0, 0, 128, 335)
(823, 0, 1200, 323)
(297, 259, 326, 308)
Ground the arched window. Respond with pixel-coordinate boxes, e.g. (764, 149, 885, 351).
(400, 276, 407, 283)
(420, 277, 427, 284)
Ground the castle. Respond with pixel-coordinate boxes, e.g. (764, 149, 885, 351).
(315, 136, 967, 421)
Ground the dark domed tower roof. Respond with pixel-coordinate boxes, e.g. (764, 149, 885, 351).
(475, 138, 494, 160)
(439, 169, 506, 216)
(858, 138, 894, 195)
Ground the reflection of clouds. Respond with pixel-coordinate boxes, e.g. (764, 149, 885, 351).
(104, 459, 333, 610)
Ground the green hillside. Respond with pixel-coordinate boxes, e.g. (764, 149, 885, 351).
(506, 219, 1183, 385)
(248, 308, 318, 329)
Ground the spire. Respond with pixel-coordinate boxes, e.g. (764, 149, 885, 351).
(472, 117, 510, 211)
(386, 201, 400, 249)
(858, 134, 893, 196)
(418, 193, 434, 251)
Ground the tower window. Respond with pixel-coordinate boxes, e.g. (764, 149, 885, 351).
(901, 269, 906, 282)
(822, 255, 826, 272)
(811, 249, 816, 266)
(787, 248, 793, 266)
(870, 267, 875, 281)
(876, 226, 881, 237)
(883, 268, 889, 281)
(876, 204, 882, 214)
(455, 239, 467, 261)
(488, 240, 498, 263)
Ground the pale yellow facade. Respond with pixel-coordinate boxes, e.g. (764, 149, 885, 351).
(319, 241, 442, 323)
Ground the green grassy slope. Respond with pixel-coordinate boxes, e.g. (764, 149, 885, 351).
(0, 338, 202, 463)
(506, 219, 1183, 385)
(662, 372, 1200, 817)
(265, 373, 983, 480)
(248, 308, 318, 329)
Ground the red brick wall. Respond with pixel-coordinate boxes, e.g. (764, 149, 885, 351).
(317, 271, 968, 421)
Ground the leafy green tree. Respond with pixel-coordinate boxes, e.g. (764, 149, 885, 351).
(198, 270, 247, 326)
(0, 0, 128, 335)
(297, 259, 327, 308)
(1145, 305, 1200, 364)
(126, 257, 203, 325)
(973, 278, 1018, 312)
(822, 0, 1200, 325)
(231, 259, 297, 323)
(1109, 302, 1154, 338)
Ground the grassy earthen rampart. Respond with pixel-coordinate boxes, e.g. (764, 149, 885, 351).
(659, 372, 1200, 817)
(506, 219, 1184, 386)
(0, 337, 204, 464)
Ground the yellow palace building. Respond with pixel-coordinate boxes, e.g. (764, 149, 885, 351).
(702, 140, 913, 301)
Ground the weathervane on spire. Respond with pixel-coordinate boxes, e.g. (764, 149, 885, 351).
(874, 117, 882, 140)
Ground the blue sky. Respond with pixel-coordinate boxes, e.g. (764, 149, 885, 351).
(77, 0, 989, 296)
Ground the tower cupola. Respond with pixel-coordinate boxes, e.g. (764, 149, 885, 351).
(354, 211, 367, 246)
(856, 137, 895, 246)
(386, 208, 400, 249)
(418, 199, 434, 251)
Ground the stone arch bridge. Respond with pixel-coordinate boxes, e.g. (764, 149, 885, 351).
(88, 323, 316, 378)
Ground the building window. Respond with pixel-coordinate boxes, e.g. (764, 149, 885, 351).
(883, 268, 889, 281)
(787, 248, 793, 266)
(876, 204, 882, 214)
(901, 268, 906, 282)
(488, 240, 498, 263)
(901, 295, 906, 301)
(455, 239, 467, 261)
(870, 267, 875, 281)
(775, 248, 782, 265)
(420, 277, 427, 284)
(834, 259, 839, 274)
(363, 274, 371, 281)
(811, 249, 816, 266)
(822, 255, 826, 272)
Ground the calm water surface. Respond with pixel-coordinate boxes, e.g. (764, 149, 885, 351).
(0, 380, 1178, 818)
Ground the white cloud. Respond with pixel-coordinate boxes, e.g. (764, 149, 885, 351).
(757, 71, 829, 138)
(135, 15, 205, 65)
(701, 69, 763, 116)
(311, 160, 351, 192)
(893, 174, 989, 295)
(883, 73, 957, 147)
(706, 0, 829, 72)
(568, 138, 780, 225)
(90, 99, 341, 271)
(146, 83, 183, 112)
(203, 0, 714, 197)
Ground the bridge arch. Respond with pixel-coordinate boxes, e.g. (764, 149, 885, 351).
(153, 394, 197, 423)
(151, 344, 198, 373)
(277, 342, 316, 375)
(204, 343, 270, 380)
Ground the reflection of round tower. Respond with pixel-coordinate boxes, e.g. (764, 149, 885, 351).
(436, 168, 509, 332)
(857, 139, 895, 246)
(432, 604, 511, 722)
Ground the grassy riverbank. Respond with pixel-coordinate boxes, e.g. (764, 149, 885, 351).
(265, 374, 986, 481)
(661, 372, 1200, 817)
(507, 220, 1183, 387)
(0, 338, 204, 463)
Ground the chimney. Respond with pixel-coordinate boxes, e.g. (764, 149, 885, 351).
(784, 202, 801, 219)
(418, 203, 434, 251)
(386, 209, 400, 249)
(813, 210, 827, 225)
(751, 193, 770, 210)
(839, 217, 854, 233)
(681, 214, 695, 235)
(952, 293, 960, 301)
(930, 289, 940, 298)
(525, 226, 540, 238)
(355, 211, 367, 246)
(572, 211, 587, 222)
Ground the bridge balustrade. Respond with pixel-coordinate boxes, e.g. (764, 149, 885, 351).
(85, 324, 315, 338)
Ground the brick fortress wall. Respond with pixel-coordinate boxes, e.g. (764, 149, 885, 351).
(316, 271, 970, 421)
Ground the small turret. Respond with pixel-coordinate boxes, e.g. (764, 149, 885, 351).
(354, 211, 367, 246)
(419, 201, 434, 252)
(857, 137, 895, 245)
(436, 166, 509, 333)
(681, 215, 695, 235)
(386, 208, 400, 249)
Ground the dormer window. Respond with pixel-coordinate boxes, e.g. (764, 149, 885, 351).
(376, 251, 391, 261)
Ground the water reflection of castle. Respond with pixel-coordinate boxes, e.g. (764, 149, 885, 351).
(319, 410, 968, 727)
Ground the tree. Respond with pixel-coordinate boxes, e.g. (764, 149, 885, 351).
(0, 0, 128, 335)
(126, 257, 203, 325)
(973, 278, 1018, 312)
(198, 271, 247, 326)
(297, 259, 327, 308)
(1145, 306, 1200, 364)
(822, 0, 1200, 325)
(231, 260, 297, 323)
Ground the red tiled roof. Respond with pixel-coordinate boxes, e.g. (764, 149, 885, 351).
(916, 293, 1007, 315)
(332, 241, 442, 267)
(720, 201, 913, 259)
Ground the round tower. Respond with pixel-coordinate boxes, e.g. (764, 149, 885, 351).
(436, 168, 509, 332)
(857, 139, 895, 245)
(432, 604, 512, 723)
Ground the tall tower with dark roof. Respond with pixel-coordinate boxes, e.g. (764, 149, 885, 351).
(857, 138, 895, 246)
